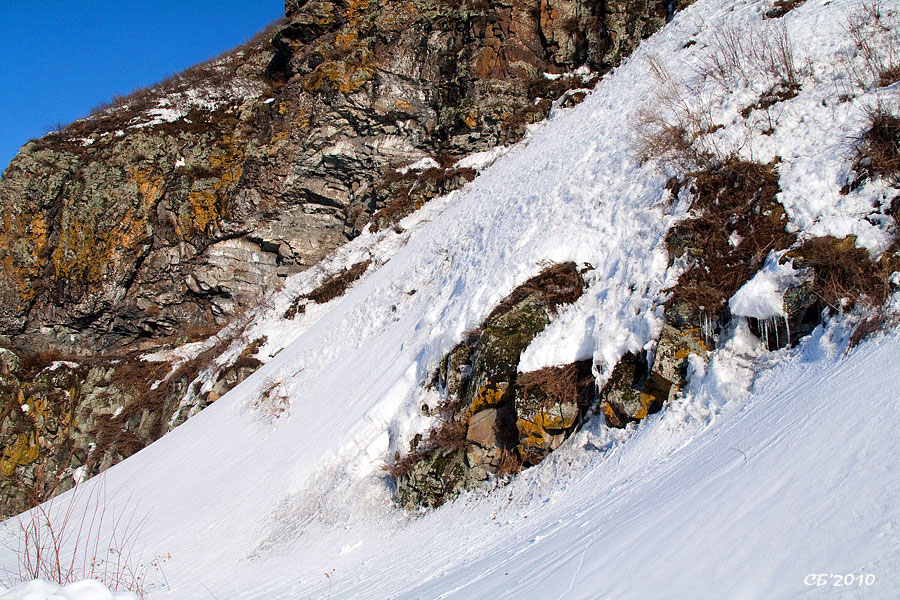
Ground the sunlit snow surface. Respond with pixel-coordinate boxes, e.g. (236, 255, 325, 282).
(2, 0, 899, 597)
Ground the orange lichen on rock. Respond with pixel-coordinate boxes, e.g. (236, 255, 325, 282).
(52, 206, 147, 284)
(179, 133, 244, 237)
(129, 167, 165, 210)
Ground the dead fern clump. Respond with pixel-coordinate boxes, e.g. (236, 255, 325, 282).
(429, 419, 468, 454)
(785, 236, 898, 309)
(851, 105, 900, 186)
(304, 259, 372, 305)
(516, 360, 595, 411)
(667, 159, 796, 312)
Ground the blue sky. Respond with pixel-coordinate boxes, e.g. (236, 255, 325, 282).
(0, 1, 283, 172)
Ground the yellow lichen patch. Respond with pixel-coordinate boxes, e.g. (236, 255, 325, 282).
(182, 190, 221, 235)
(634, 393, 660, 420)
(469, 382, 509, 414)
(336, 29, 360, 52)
(0, 430, 40, 477)
(538, 404, 576, 430)
(600, 402, 620, 426)
(346, 0, 371, 24)
(516, 417, 547, 449)
(293, 106, 311, 130)
(379, 1, 418, 30)
(308, 56, 376, 94)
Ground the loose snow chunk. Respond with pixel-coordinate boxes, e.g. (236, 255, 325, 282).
(729, 253, 800, 319)
(0, 579, 136, 600)
(453, 146, 509, 171)
(396, 157, 440, 175)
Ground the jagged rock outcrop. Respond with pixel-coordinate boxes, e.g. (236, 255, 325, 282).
(0, 0, 690, 516)
(394, 262, 588, 508)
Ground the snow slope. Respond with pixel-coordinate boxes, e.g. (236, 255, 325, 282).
(2, 0, 899, 597)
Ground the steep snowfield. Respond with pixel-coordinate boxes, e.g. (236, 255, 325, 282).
(2, 0, 899, 597)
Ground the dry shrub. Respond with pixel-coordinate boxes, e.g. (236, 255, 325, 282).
(699, 21, 801, 92)
(851, 104, 900, 186)
(667, 159, 796, 312)
(516, 360, 595, 411)
(844, 1, 900, 90)
(385, 419, 468, 479)
(304, 259, 372, 305)
(635, 23, 803, 169)
(786, 236, 897, 309)
(765, 0, 807, 19)
(5, 476, 160, 597)
(252, 377, 290, 424)
(495, 449, 522, 478)
(633, 56, 720, 171)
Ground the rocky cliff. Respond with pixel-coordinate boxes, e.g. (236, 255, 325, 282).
(0, 0, 685, 516)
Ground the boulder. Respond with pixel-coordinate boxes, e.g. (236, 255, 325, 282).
(598, 354, 663, 428)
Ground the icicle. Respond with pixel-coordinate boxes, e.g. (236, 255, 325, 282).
(774, 316, 780, 349)
(782, 314, 791, 348)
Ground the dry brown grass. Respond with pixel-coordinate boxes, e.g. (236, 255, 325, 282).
(372, 166, 476, 232)
(786, 236, 897, 309)
(35, 17, 285, 148)
(483, 261, 586, 326)
(516, 360, 595, 411)
(848, 313, 886, 348)
(667, 159, 796, 312)
(495, 449, 523, 478)
(305, 259, 372, 305)
(852, 104, 900, 186)
(385, 419, 468, 479)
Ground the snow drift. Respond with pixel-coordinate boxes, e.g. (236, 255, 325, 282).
(1, 0, 899, 597)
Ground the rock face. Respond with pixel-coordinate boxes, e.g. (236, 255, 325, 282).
(0, 0, 681, 354)
(0, 1, 691, 516)
(598, 324, 707, 428)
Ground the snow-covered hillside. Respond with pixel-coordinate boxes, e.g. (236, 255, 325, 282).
(2, 0, 899, 597)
